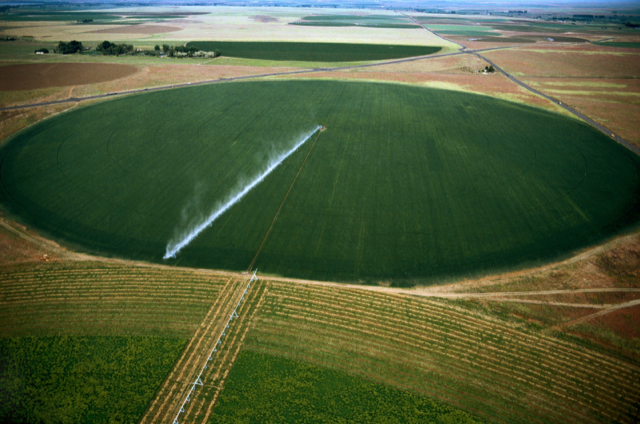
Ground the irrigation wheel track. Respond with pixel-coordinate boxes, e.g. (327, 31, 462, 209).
(247, 128, 323, 272)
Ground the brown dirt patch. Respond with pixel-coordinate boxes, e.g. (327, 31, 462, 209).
(0, 216, 50, 265)
(87, 25, 182, 35)
(588, 305, 640, 339)
(250, 15, 278, 23)
(0, 62, 138, 91)
(598, 236, 640, 284)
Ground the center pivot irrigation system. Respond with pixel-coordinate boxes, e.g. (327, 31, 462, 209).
(172, 270, 258, 424)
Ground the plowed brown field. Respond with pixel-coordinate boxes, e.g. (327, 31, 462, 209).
(0, 63, 138, 91)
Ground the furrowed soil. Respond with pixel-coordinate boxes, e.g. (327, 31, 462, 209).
(2, 80, 639, 285)
(0, 62, 138, 91)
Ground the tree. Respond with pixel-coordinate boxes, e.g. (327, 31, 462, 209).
(96, 40, 134, 56)
(154, 45, 160, 51)
(54, 40, 83, 54)
(162, 44, 170, 53)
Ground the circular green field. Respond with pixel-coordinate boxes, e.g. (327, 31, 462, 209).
(1, 81, 639, 286)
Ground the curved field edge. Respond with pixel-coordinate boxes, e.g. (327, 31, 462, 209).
(212, 350, 485, 423)
(0, 80, 639, 286)
(0, 335, 187, 424)
(185, 41, 441, 62)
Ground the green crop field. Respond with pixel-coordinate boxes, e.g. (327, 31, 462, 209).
(212, 350, 484, 423)
(424, 24, 501, 37)
(290, 14, 420, 29)
(1, 80, 639, 286)
(594, 41, 640, 49)
(185, 41, 440, 62)
(0, 336, 186, 424)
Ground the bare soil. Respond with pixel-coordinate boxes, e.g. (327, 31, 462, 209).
(250, 15, 278, 23)
(0, 62, 138, 91)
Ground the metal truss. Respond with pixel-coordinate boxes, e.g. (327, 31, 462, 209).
(172, 270, 258, 424)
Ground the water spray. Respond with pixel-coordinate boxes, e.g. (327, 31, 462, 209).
(164, 125, 321, 259)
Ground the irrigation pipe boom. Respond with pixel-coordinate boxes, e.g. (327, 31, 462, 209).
(172, 270, 258, 424)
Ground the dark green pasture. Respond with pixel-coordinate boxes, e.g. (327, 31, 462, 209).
(211, 350, 483, 423)
(291, 14, 420, 29)
(1, 81, 639, 286)
(594, 41, 640, 49)
(186, 41, 440, 62)
(0, 336, 186, 423)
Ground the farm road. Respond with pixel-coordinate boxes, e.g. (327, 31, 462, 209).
(403, 12, 640, 157)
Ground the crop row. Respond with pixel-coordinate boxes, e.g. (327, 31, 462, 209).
(252, 311, 599, 423)
(141, 276, 250, 424)
(181, 281, 268, 424)
(272, 283, 637, 379)
(242, 282, 639, 424)
(268, 289, 637, 395)
(262, 300, 630, 410)
(269, 285, 639, 391)
(0, 264, 229, 338)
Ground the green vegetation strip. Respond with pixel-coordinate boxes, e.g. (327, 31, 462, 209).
(186, 41, 439, 62)
(212, 350, 484, 423)
(291, 14, 420, 29)
(1, 81, 639, 285)
(0, 335, 186, 423)
(594, 41, 640, 49)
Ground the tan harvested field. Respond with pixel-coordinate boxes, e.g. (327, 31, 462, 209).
(522, 77, 640, 144)
(0, 7, 456, 49)
(0, 62, 138, 91)
(483, 45, 640, 78)
(87, 24, 183, 35)
(480, 45, 640, 145)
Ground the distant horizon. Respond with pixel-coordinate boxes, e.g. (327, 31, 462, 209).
(1, 0, 639, 9)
